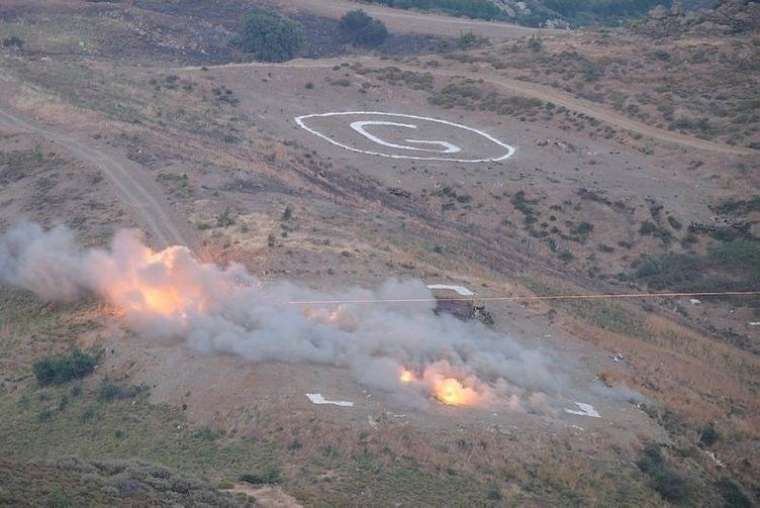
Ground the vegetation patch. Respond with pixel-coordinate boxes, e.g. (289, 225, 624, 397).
(338, 10, 388, 48)
(238, 8, 304, 62)
(361, 66, 434, 91)
(239, 466, 282, 485)
(636, 443, 691, 505)
(97, 381, 148, 402)
(33, 349, 98, 386)
(364, 0, 504, 21)
(712, 195, 760, 216)
(715, 478, 752, 508)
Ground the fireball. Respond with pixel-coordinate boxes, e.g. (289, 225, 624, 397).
(421, 361, 488, 407)
(433, 377, 481, 406)
(399, 368, 415, 384)
(94, 240, 210, 318)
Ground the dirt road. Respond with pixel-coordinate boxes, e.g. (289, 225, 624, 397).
(279, 0, 552, 40)
(178, 57, 754, 157)
(0, 107, 194, 249)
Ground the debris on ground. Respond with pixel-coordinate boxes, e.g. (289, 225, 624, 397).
(305, 393, 354, 407)
(564, 402, 601, 418)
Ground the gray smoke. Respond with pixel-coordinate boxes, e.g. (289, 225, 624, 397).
(1, 222, 576, 409)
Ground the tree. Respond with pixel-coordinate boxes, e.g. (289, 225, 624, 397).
(240, 8, 304, 62)
(338, 10, 389, 47)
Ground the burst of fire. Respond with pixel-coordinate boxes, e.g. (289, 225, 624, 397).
(96, 243, 209, 318)
(432, 377, 482, 406)
(401, 363, 488, 407)
(86, 233, 490, 409)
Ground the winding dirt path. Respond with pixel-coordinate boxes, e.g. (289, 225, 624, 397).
(0, 107, 194, 249)
(178, 57, 754, 157)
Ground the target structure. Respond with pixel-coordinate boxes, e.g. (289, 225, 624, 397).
(295, 112, 516, 163)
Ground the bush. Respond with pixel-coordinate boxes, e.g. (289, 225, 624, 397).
(97, 381, 146, 402)
(527, 35, 543, 52)
(239, 8, 304, 62)
(709, 239, 760, 278)
(338, 10, 388, 47)
(637, 444, 691, 504)
(33, 349, 97, 386)
(374, 0, 503, 20)
(699, 423, 720, 447)
(1, 36, 24, 49)
(216, 208, 235, 228)
(456, 31, 488, 49)
(715, 478, 751, 508)
(239, 466, 281, 485)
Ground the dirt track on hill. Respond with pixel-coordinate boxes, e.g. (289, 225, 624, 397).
(177, 57, 755, 157)
(279, 0, 551, 40)
(0, 107, 194, 250)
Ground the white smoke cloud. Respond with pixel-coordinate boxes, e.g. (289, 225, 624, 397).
(1, 222, 572, 409)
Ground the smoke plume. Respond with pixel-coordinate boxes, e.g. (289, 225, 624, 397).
(1, 222, 572, 409)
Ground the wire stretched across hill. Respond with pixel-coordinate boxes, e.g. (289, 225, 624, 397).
(287, 290, 760, 305)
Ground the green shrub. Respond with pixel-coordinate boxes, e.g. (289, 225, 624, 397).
(637, 443, 691, 504)
(80, 406, 97, 423)
(216, 208, 235, 227)
(338, 10, 388, 47)
(713, 195, 760, 216)
(239, 466, 281, 485)
(97, 381, 146, 402)
(715, 478, 751, 508)
(1, 36, 24, 49)
(709, 239, 760, 277)
(667, 216, 683, 230)
(33, 349, 97, 386)
(571, 221, 594, 236)
(541, 0, 671, 25)
(527, 35, 543, 52)
(698, 423, 719, 447)
(239, 8, 304, 62)
(456, 31, 489, 49)
(639, 221, 657, 235)
(373, 0, 504, 20)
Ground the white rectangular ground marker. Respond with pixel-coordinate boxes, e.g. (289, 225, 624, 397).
(306, 393, 354, 407)
(564, 402, 601, 418)
(426, 284, 475, 296)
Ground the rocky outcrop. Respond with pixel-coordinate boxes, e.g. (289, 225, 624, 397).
(637, 0, 760, 36)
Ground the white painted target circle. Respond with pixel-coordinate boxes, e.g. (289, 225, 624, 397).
(295, 111, 515, 163)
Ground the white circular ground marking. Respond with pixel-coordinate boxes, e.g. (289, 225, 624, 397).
(295, 111, 515, 163)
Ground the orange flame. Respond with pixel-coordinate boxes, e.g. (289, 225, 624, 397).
(399, 368, 415, 384)
(432, 377, 482, 406)
(97, 243, 209, 318)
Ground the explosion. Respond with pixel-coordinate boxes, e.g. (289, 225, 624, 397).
(399, 368, 415, 384)
(398, 364, 488, 407)
(422, 363, 489, 407)
(87, 237, 221, 321)
(0, 222, 563, 412)
(432, 377, 480, 406)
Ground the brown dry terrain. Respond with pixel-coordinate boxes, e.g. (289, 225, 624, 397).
(0, 1, 758, 507)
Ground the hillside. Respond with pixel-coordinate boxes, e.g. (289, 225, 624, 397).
(0, 0, 758, 506)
